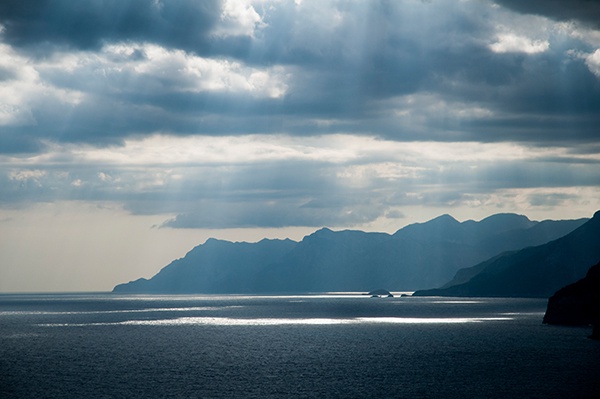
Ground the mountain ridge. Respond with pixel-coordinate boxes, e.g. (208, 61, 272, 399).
(113, 213, 588, 294)
(413, 211, 600, 298)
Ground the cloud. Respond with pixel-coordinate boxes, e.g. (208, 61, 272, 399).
(0, 0, 223, 54)
(3, 134, 599, 228)
(160, 196, 384, 229)
(1, 0, 600, 230)
(489, 34, 549, 54)
(0, 0, 599, 154)
(528, 192, 579, 207)
(583, 49, 600, 77)
(494, 0, 600, 29)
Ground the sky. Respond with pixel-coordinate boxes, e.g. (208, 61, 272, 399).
(1, 0, 600, 292)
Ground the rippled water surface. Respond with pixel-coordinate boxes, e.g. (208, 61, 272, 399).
(1, 293, 598, 398)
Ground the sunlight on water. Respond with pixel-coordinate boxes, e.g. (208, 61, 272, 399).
(0, 306, 241, 316)
(39, 316, 514, 327)
(3, 293, 598, 398)
(356, 317, 512, 324)
(122, 317, 353, 326)
(501, 312, 545, 316)
(121, 316, 513, 326)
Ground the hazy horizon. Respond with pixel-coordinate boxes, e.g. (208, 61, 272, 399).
(2, 0, 600, 292)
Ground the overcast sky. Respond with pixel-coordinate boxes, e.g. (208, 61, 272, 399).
(2, 0, 600, 292)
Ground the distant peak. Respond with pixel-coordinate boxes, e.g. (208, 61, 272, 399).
(429, 214, 459, 224)
(257, 237, 298, 245)
(392, 214, 460, 236)
(202, 237, 233, 247)
(594, 210, 600, 219)
(301, 227, 335, 242)
(480, 213, 529, 222)
(481, 212, 529, 220)
(478, 213, 534, 227)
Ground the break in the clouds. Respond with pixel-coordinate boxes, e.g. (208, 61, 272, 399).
(2, 0, 600, 231)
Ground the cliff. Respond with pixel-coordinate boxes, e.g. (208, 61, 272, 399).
(413, 210, 600, 298)
(543, 262, 600, 339)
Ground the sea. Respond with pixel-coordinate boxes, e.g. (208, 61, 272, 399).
(1, 293, 599, 398)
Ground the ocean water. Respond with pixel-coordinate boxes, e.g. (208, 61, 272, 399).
(1, 294, 598, 398)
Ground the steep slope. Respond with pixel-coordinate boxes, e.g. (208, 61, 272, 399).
(113, 213, 587, 294)
(255, 228, 395, 292)
(413, 211, 600, 298)
(543, 261, 600, 329)
(395, 213, 586, 259)
(113, 238, 297, 293)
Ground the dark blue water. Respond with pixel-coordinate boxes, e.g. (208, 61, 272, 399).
(1, 294, 598, 398)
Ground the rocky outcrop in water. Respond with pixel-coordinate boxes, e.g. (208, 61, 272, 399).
(543, 261, 600, 339)
(367, 289, 393, 297)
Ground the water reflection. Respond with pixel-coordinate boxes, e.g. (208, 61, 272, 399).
(0, 306, 241, 316)
(40, 316, 514, 327)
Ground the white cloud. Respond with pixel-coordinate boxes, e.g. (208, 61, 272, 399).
(391, 93, 495, 125)
(564, 22, 600, 47)
(3, 134, 589, 172)
(6, 135, 597, 229)
(97, 172, 111, 182)
(39, 43, 291, 98)
(489, 33, 549, 54)
(0, 43, 88, 127)
(565, 48, 600, 79)
(584, 49, 600, 78)
(216, 0, 265, 37)
(0, 40, 291, 133)
(0, 45, 42, 126)
(8, 169, 47, 181)
(0, 103, 36, 127)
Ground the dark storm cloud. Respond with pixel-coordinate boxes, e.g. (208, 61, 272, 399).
(160, 196, 383, 229)
(0, 134, 44, 154)
(459, 51, 600, 116)
(1, 0, 600, 151)
(495, 0, 600, 29)
(0, 0, 224, 55)
(2, 0, 600, 229)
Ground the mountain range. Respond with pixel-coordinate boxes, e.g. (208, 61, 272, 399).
(113, 213, 587, 294)
(413, 211, 600, 298)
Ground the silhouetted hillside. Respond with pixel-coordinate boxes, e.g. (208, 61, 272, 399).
(543, 261, 600, 338)
(113, 238, 296, 293)
(113, 213, 587, 294)
(413, 211, 600, 298)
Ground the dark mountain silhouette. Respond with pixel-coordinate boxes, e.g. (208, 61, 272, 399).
(113, 213, 587, 294)
(543, 261, 600, 339)
(113, 238, 296, 293)
(413, 211, 600, 298)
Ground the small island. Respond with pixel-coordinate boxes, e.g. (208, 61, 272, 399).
(366, 289, 394, 298)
